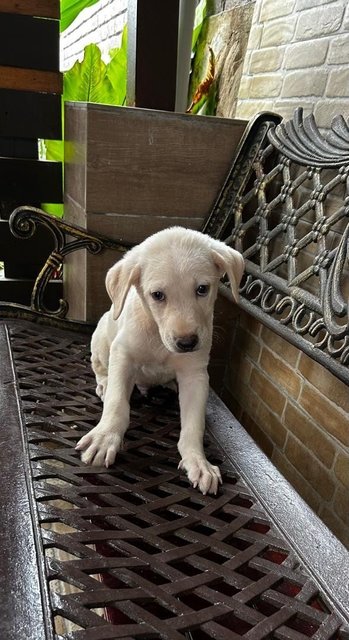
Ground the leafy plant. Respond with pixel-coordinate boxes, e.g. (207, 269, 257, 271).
(60, 0, 100, 32)
(187, 0, 217, 116)
(192, 0, 208, 51)
(187, 46, 215, 115)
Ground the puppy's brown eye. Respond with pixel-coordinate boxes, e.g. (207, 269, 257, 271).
(151, 291, 166, 302)
(196, 284, 209, 296)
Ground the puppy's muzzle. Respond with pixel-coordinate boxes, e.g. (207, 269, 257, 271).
(175, 334, 199, 353)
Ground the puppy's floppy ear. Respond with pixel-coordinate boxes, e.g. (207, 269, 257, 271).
(210, 241, 245, 303)
(106, 254, 140, 320)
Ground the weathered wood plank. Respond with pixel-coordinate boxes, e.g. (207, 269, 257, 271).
(65, 103, 246, 218)
(0, 0, 59, 19)
(0, 65, 62, 93)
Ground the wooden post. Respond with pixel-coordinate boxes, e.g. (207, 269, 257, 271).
(127, 0, 180, 111)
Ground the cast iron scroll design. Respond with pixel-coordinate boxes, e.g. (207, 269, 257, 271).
(7, 205, 133, 322)
(8, 321, 349, 638)
(203, 111, 282, 240)
(268, 107, 349, 167)
(205, 108, 349, 385)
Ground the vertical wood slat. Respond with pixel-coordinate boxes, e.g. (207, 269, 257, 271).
(127, 0, 180, 111)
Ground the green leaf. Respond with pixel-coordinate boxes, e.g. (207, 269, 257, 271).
(41, 203, 64, 218)
(192, 0, 207, 50)
(198, 83, 217, 116)
(106, 26, 127, 105)
(64, 43, 115, 103)
(60, 0, 100, 32)
(43, 139, 64, 163)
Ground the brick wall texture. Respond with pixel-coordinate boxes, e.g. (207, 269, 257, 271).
(236, 0, 349, 127)
(61, 0, 127, 71)
(211, 299, 349, 549)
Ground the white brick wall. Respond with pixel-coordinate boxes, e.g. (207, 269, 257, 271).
(61, 0, 127, 71)
(236, 0, 349, 126)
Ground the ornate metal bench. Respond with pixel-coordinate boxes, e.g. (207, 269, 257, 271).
(1, 108, 348, 639)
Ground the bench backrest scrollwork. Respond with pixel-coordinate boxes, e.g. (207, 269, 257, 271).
(204, 107, 349, 385)
(0, 206, 133, 332)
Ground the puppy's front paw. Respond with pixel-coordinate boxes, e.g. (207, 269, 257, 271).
(178, 455, 222, 495)
(75, 425, 122, 467)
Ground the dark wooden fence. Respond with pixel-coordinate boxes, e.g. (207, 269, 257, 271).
(0, 0, 62, 305)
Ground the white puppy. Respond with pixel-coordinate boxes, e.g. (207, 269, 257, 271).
(76, 227, 244, 494)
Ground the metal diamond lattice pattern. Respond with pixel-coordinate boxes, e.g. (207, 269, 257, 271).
(9, 322, 348, 639)
(205, 109, 349, 384)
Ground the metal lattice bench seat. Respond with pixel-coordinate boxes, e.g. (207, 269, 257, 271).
(1, 108, 349, 639)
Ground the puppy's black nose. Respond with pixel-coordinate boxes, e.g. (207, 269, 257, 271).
(176, 334, 199, 352)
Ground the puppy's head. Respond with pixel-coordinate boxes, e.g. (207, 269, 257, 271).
(106, 228, 244, 354)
